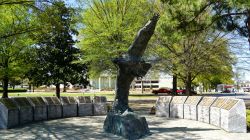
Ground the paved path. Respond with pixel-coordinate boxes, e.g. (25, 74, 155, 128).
(0, 115, 249, 140)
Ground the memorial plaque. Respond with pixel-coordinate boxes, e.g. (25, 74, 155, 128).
(43, 97, 62, 119)
(210, 97, 228, 127)
(220, 98, 247, 133)
(197, 97, 217, 123)
(221, 100, 238, 110)
(77, 96, 93, 116)
(0, 98, 19, 129)
(184, 96, 202, 120)
(78, 96, 92, 103)
(93, 96, 107, 115)
(211, 98, 228, 108)
(170, 96, 188, 118)
(12, 97, 33, 124)
(61, 97, 77, 118)
(155, 96, 172, 117)
(27, 97, 47, 121)
(94, 96, 107, 103)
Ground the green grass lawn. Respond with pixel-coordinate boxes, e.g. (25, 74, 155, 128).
(0, 91, 158, 101)
(247, 109, 250, 130)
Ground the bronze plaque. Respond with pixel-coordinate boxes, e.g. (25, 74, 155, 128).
(185, 96, 202, 105)
(158, 96, 172, 103)
(211, 98, 227, 107)
(199, 97, 216, 106)
(0, 98, 18, 109)
(221, 99, 238, 110)
(94, 96, 107, 103)
(61, 97, 70, 104)
(78, 96, 91, 103)
(13, 97, 32, 107)
(68, 97, 76, 104)
(171, 96, 187, 104)
(28, 97, 46, 106)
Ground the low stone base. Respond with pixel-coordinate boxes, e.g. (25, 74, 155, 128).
(33, 106, 47, 121)
(170, 104, 184, 118)
(210, 107, 221, 127)
(78, 103, 93, 116)
(19, 107, 33, 124)
(47, 105, 62, 119)
(62, 104, 77, 118)
(93, 103, 107, 115)
(103, 111, 150, 139)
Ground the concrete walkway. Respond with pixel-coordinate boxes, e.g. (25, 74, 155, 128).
(0, 115, 249, 140)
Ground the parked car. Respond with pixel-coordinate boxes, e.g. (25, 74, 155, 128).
(152, 88, 197, 95)
(152, 88, 172, 95)
(178, 89, 197, 95)
(220, 89, 231, 93)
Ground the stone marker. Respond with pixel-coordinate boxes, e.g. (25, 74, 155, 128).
(77, 96, 93, 116)
(155, 96, 172, 117)
(197, 97, 217, 123)
(93, 96, 107, 115)
(0, 98, 19, 129)
(220, 98, 246, 133)
(43, 97, 62, 119)
(61, 97, 77, 118)
(210, 97, 228, 127)
(27, 97, 47, 121)
(12, 97, 33, 124)
(104, 111, 150, 140)
(170, 96, 188, 118)
(184, 96, 202, 120)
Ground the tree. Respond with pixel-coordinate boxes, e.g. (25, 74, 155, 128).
(152, 0, 235, 95)
(0, 3, 36, 98)
(32, 0, 88, 98)
(78, 0, 155, 78)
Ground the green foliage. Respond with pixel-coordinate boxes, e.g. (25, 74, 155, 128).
(78, 0, 155, 77)
(0, 2, 37, 97)
(247, 109, 250, 130)
(152, 0, 235, 92)
(29, 1, 88, 92)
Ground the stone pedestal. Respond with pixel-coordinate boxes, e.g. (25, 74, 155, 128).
(12, 97, 33, 124)
(197, 97, 217, 123)
(184, 96, 202, 120)
(103, 111, 150, 139)
(210, 98, 228, 127)
(93, 96, 107, 115)
(0, 98, 19, 129)
(77, 96, 93, 116)
(43, 97, 62, 119)
(61, 97, 77, 118)
(155, 96, 172, 117)
(170, 96, 188, 118)
(27, 97, 47, 121)
(220, 99, 246, 133)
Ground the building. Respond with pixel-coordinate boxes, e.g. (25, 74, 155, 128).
(89, 70, 173, 91)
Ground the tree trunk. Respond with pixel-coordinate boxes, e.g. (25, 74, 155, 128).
(185, 73, 192, 96)
(2, 76, 9, 98)
(56, 83, 60, 98)
(63, 82, 67, 92)
(172, 74, 177, 95)
(141, 79, 144, 94)
(29, 84, 31, 92)
(32, 84, 35, 92)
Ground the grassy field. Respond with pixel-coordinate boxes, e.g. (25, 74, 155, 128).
(0, 91, 158, 101)
(247, 110, 250, 130)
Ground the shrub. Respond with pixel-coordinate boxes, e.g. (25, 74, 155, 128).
(247, 109, 250, 130)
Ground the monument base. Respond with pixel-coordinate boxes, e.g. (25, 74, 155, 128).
(103, 111, 150, 140)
